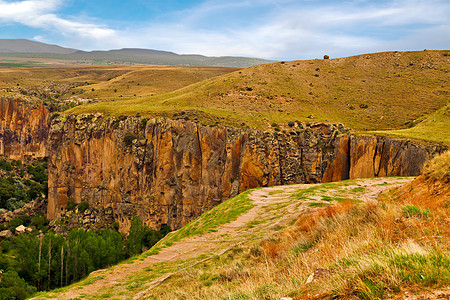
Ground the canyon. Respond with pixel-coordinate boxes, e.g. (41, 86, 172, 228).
(1, 98, 446, 231)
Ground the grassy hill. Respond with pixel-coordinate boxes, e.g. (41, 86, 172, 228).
(370, 103, 450, 144)
(69, 50, 450, 137)
(0, 66, 239, 99)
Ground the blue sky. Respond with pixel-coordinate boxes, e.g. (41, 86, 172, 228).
(0, 0, 449, 60)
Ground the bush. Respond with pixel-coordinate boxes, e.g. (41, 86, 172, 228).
(78, 201, 89, 213)
(67, 198, 77, 211)
(30, 215, 49, 231)
(140, 118, 148, 128)
(0, 268, 37, 300)
(7, 218, 24, 233)
(123, 133, 137, 147)
(0, 160, 12, 171)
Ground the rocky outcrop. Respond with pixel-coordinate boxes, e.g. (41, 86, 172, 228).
(0, 99, 445, 232)
(47, 116, 342, 230)
(46, 115, 446, 231)
(322, 135, 443, 182)
(0, 97, 50, 159)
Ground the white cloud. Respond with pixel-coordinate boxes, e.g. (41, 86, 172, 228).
(0, 0, 117, 47)
(0, 0, 449, 59)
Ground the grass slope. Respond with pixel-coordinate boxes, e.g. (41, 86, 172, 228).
(69, 50, 450, 134)
(370, 103, 450, 144)
(0, 66, 238, 99)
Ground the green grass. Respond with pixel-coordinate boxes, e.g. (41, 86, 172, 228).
(268, 190, 284, 195)
(371, 103, 450, 144)
(339, 247, 450, 300)
(0, 62, 35, 67)
(402, 205, 430, 218)
(148, 189, 255, 251)
(308, 202, 329, 207)
(67, 50, 450, 136)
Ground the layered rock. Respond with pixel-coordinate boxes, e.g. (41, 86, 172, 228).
(46, 115, 446, 231)
(0, 97, 50, 159)
(47, 116, 346, 230)
(0, 99, 446, 232)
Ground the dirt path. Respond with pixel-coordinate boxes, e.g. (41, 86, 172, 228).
(35, 177, 412, 300)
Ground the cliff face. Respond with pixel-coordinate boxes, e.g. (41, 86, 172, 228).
(0, 98, 50, 159)
(322, 135, 439, 182)
(46, 115, 445, 230)
(0, 99, 445, 231)
(47, 116, 340, 230)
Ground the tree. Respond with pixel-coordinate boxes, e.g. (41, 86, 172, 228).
(126, 216, 146, 257)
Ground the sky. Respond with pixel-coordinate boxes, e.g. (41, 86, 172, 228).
(0, 0, 449, 60)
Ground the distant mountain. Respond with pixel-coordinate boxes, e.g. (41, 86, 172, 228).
(0, 39, 273, 67)
(0, 39, 77, 54)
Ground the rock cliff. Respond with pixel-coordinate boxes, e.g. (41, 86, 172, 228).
(0, 99, 445, 231)
(0, 97, 50, 159)
(46, 115, 446, 230)
(46, 116, 340, 230)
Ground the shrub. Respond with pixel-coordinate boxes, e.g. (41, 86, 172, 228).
(0, 160, 12, 171)
(67, 197, 77, 211)
(324, 55, 330, 59)
(7, 218, 24, 233)
(113, 222, 120, 231)
(140, 118, 148, 128)
(78, 201, 89, 213)
(123, 133, 137, 147)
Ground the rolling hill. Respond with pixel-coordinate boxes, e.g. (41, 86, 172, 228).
(69, 50, 450, 140)
(0, 39, 77, 54)
(0, 39, 273, 67)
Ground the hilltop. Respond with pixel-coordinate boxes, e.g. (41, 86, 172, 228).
(0, 39, 77, 54)
(0, 39, 273, 68)
(68, 50, 450, 141)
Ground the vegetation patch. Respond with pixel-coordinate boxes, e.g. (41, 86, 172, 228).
(158, 189, 255, 247)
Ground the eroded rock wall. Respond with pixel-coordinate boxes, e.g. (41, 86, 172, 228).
(1, 99, 444, 232)
(322, 135, 443, 182)
(0, 98, 50, 159)
(47, 116, 342, 230)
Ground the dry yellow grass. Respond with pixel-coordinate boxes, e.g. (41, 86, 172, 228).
(0, 65, 238, 99)
(69, 50, 450, 134)
(119, 174, 446, 300)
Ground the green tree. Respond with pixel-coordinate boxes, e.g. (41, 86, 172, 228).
(126, 216, 146, 257)
(0, 268, 37, 300)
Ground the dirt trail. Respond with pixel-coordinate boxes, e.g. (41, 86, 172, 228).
(35, 177, 412, 300)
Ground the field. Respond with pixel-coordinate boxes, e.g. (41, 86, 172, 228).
(0, 65, 239, 99)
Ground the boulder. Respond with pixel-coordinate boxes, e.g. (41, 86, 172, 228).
(15, 225, 26, 234)
(0, 230, 13, 238)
